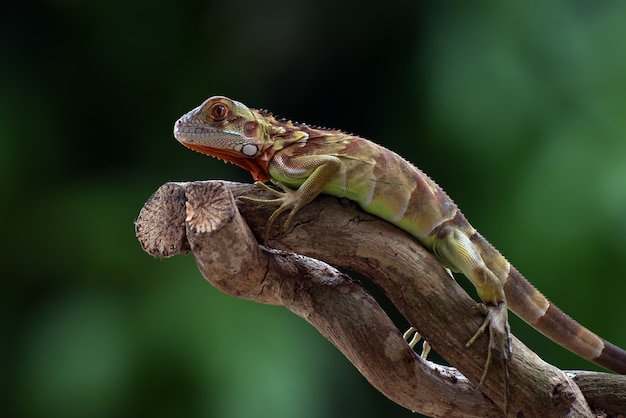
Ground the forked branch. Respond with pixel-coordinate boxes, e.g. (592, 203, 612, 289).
(135, 181, 626, 418)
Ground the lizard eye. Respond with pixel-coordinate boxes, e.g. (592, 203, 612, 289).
(209, 103, 228, 121)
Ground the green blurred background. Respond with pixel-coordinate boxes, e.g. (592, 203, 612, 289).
(3, 1, 626, 417)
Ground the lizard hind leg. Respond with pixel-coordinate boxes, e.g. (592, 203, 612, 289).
(433, 227, 511, 412)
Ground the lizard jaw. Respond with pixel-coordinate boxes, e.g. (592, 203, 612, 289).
(179, 142, 270, 182)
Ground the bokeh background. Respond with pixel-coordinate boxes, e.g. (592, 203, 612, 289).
(4, 1, 626, 417)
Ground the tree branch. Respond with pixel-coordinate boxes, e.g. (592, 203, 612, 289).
(135, 181, 625, 418)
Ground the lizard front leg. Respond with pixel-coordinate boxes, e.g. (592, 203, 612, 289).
(433, 226, 511, 413)
(241, 154, 342, 242)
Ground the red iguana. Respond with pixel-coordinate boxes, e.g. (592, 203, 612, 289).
(173, 95, 626, 408)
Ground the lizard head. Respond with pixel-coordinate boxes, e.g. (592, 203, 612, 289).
(174, 96, 281, 182)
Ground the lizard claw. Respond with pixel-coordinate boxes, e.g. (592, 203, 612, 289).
(250, 181, 289, 197)
(467, 302, 511, 414)
(403, 327, 431, 359)
(239, 181, 302, 243)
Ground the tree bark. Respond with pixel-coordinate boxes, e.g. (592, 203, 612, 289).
(135, 181, 626, 418)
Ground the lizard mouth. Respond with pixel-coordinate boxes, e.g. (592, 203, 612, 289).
(180, 142, 270, 183)
(181, 142, 241, 160)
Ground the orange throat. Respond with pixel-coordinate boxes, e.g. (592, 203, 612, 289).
(182, 142, 270, 182)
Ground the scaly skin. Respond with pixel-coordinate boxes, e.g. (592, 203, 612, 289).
(173, 95, 626, 411)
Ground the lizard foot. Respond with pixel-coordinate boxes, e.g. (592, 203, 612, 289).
(403, 327, 431, 359)
(466, 302, 511, 414)
(239, 181, 303, 242)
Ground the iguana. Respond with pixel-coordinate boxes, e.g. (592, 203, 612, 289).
(173, 95, 626, 408)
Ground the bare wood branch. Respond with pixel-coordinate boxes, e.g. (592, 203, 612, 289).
(136, 180, 499, 417)
(568, 371, 626, 416)
(136, 181, 625, 417)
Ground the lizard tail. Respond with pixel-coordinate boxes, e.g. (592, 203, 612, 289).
(504, 265, 626, 374)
